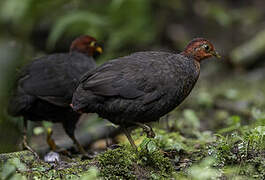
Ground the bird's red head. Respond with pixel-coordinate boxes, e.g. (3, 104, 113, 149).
(182, 38, 220, 62)
(70, 35, 103, 58)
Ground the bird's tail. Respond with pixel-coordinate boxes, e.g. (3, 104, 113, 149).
(7, 93, 35, 116)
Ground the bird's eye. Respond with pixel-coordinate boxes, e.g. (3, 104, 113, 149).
(202, 44, 210, 52)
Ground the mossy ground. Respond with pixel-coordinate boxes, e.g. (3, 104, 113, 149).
(97, 140, 174, 179)
(1, 125, 263, 179)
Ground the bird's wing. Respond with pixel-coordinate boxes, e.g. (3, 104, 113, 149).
(19, 53, 95, 106)
(82, 63, 145, 99)
(81, 52, 173, 102)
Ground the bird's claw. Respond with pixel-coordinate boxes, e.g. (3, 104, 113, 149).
(142, 125, 155, 138)
(81, 153, 95, 160)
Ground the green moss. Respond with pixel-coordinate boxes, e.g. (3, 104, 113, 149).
(19, 158, 95, 179)
(97, 146, 136, 179)
(0, 150, 98, 179)
(137, 149, 173, 178)
(0, 151, 34, 164)
(97, 140, 174, 179)
(206, 126, 265, 179)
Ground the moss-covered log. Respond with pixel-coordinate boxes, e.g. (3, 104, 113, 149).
(0, 150, 97, 179)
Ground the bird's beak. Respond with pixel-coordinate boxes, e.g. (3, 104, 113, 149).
(211, 50, 221, 59)
(95, 46, 103, 54)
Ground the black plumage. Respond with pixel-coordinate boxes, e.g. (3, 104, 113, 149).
(72, 38, 220, 148)
(8, 35, 102, 156)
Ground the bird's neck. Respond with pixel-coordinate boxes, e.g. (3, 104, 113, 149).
(180, 52, 200, 74)
(180, 51, 202, 62)
(194, 60, 200, 74)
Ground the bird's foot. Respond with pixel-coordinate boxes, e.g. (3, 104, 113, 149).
(108, 144, 121, 150)
(81, 153, 95, 160)
(69, 134, 91, 159)
(77, 144, 87, 156)
(144, 126, 156, 138)
(46, 128, 73, 157)
(135, 123, 156, 138)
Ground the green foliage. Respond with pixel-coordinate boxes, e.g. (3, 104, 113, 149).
(139, 138, 158, 153)
(46, 0, 156, 60)
(218, 115, 241, 134)
(196, 91, 214, 108)
(105, 0, 155, 51)
(0, 0, 157, 70)
(155, 129, 188, 152)
(0, 0, 67, 34)
(187, 157, 221, 180)
(252, 108, 265, 126)
(47, 11, 107, 50)
(208, 125, 265, 179)
(183, 109, 200, 129)
(79, 167, 100, 180)
(0, 158, 27, 180)
(223, 88, 239, 100)
(137, 138, 174, 177)
(33, 126, 45, 135)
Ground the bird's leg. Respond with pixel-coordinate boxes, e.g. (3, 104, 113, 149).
(46, 127, 71, 157)
(22, 119, 40, 159)
(135, 122, 155, 138)
(122, 127, 137, 150)
(69, 134, 87, 155)
(63, 120, 87, 155)
(46, 128, 57, 151)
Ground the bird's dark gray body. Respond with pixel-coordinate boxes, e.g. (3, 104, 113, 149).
(8, 51, 96, 124)
(72, 51, 200, 126)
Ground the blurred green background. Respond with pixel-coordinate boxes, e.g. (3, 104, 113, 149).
(0, 0, 265, 153)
